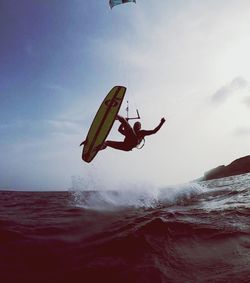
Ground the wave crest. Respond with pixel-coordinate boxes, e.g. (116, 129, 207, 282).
(70, 182, 205, 210)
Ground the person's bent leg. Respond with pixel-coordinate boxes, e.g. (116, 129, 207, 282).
(105, 141, 131, 151)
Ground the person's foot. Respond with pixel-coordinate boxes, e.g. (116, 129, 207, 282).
(101, 142, 107, 150)
(95, 142, 107, 151)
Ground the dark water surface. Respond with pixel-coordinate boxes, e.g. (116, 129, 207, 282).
(1, 174, 250, 283)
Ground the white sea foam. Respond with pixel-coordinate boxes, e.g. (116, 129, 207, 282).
(70, 175, 205, 210)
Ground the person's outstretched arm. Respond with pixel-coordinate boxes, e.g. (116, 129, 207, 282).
(140, 118, 166, 137)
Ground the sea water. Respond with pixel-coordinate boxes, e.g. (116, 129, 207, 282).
(0, 174, 249, 282)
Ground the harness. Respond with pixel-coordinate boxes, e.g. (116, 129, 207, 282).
(136, 138, 145, 149)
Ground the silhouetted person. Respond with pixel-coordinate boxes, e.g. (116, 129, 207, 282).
(80, 115, 166, 151)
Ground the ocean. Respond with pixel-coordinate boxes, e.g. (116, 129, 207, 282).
(0, 174, 250, 283)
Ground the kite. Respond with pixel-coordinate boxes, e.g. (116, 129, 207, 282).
(109, 0, 136, 9)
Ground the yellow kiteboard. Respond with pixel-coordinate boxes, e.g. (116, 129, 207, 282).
(82, 86, 126, 163)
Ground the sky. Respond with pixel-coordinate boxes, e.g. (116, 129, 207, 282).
(1, 0, 250, 190)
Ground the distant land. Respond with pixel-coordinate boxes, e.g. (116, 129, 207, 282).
(202, 155, 250, 181)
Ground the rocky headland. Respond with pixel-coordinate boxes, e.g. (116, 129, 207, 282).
(202, 155, 250, 181)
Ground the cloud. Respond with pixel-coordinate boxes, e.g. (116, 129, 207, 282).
(243, 96, 250, 107)
(44, 84, 68, 93)
(211, 76, 248, 103)
(233, 126, 250, 137)
(45, 119, 83, 135)
(24, 41, 35, 57)
(0, 119, 82, 139)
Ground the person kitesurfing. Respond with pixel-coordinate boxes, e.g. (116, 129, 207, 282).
(102, 115, 165, 151)
(80, 114, 166, 152)
(79, 86, 166, 162)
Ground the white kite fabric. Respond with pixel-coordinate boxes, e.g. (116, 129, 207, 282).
(109, 0, 136, 9)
